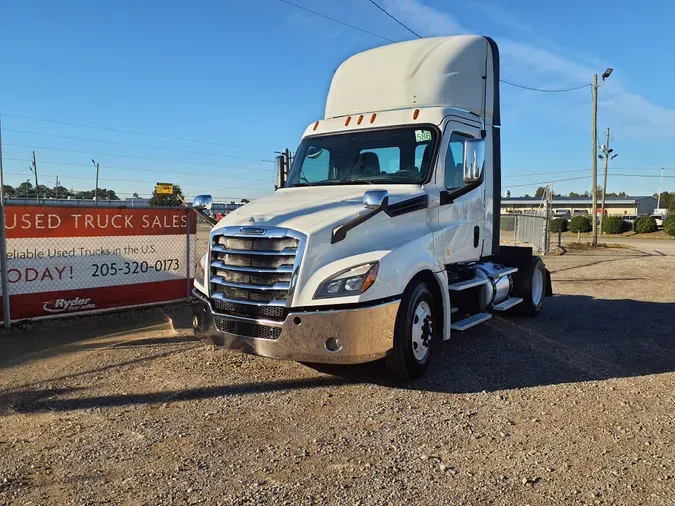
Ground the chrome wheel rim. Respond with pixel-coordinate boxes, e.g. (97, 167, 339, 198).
(411, 300, 432, 362)
(532, 268, 544, 306)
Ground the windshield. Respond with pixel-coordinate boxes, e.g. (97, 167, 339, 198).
(287, 126, 438, 186)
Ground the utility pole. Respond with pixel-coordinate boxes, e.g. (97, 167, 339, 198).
(657, 168, 664, 208)
(0, 114, 11, 327)
(55, 175, 59, 200)
(591, 74, 598, 245)
(92, 159, 99, 204)
(591, 67, 613, 246)
(31, 151, 39, 204)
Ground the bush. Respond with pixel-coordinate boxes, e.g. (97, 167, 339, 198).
(634, 216, 657, 234)
(601, 216, 627, 235)
(550, 217, 568, 233)
(664, 216, 675, 237)
(569, 215, 592, 233)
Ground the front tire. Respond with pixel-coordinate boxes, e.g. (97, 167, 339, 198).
(386, 281, 435, 380)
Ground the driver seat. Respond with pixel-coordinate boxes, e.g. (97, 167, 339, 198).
(352, 152, 380, 176)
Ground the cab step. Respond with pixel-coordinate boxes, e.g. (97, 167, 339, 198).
(451, 312, 492, 331)
(448, 277, 488, 291)
(492, 297, 523, 311)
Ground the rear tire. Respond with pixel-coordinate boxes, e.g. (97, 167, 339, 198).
(513, 256, 546, 316)
(385, 281, 435, 380)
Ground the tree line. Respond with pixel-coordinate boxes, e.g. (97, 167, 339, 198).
(525, 187, 629, 199)
(3, 181, 119, 201)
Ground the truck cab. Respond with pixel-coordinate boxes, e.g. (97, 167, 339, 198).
(191, 35, 552, 379)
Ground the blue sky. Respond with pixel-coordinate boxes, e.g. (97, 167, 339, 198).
(1, 0, 674, 200)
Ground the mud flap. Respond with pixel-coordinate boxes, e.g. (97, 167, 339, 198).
(545, 268, 553, 297)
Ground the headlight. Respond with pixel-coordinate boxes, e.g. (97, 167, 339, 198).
(195, 252, 208, 286)
(314, 262, 379, 299)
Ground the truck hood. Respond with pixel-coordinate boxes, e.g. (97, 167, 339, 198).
(214, 185, 425, 235)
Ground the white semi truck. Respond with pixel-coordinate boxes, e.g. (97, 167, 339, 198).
(191, 35, 552, 379)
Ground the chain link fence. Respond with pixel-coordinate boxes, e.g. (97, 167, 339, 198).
(0, 204, 196, 324)
(190, 212, 214, 287)
(500, 212, 550, 254)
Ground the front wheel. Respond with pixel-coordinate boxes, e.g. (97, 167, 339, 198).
(385, 281, 435, 380)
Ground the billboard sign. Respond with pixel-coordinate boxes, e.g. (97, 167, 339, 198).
(2, 205, 196, 321)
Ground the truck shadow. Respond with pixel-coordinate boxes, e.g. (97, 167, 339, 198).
(417, 294, 675, 393)
(0, 303, 195, 370)
(309, 294, 675, 394)
(3, 295, 673, 414)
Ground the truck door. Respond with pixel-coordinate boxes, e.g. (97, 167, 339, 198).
(436, 122, 484, 264)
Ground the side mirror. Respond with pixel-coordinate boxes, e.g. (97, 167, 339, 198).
(275, 155, 287, 190)
(463, 138, 485, 183)
(193, 194, 212, 211)
(363, 189, 389, 209)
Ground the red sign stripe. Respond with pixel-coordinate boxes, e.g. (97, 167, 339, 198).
(1, 279, 191, 321)
(4, 206, 197, 239)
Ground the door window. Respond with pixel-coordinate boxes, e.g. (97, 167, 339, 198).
(445, 132, 472, 190)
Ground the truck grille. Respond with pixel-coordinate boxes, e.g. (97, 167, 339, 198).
(209, 229, 303, 317)
(213, 299, 286, 321)
(213, 317, 282, 340)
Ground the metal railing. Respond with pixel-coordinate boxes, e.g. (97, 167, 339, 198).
(499, 212, 550, 253)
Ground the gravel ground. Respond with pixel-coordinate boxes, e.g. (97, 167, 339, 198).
(1, 247, 674, 505)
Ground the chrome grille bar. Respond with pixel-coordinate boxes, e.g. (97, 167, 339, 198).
(210, 261, 293, 274)
(211, 277, 291, 291)
(211, 245, 298, 256)
(208, 227, 305, 312)
(211, 292, 286, 307)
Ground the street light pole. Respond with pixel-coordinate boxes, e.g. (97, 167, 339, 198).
(0, 114, 11, 327)
(592, 67, 613, 246)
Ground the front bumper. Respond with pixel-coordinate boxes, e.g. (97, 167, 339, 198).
(192, 291, 399, 364)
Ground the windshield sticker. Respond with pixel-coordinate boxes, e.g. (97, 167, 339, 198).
(415, 130, 432, 142)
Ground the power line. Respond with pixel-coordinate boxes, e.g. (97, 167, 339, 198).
(1, 113, 276, 153)
(2, 158, 274, 183)
(277, 0, 394, 42)
(503, 168, 668, 179)
(3, 173, 272, 193)
(605, 174, 675, 178)
(2, 129, 273, 163)
(366, 0, 421, 38)
(278, 1, 593, 100)
(506, 176, 591, 189)
(22, 173, 270, 189)
(2, 145, 273, 172)
(499, 79, 590, 93)
(503, 169, 589, 178)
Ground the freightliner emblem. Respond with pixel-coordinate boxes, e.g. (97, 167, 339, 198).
(239, 227, 266, 235)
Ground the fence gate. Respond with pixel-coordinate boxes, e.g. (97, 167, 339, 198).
(500, 212, 550, 253)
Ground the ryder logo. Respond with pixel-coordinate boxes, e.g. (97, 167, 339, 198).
(43, 297, 97, 313)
